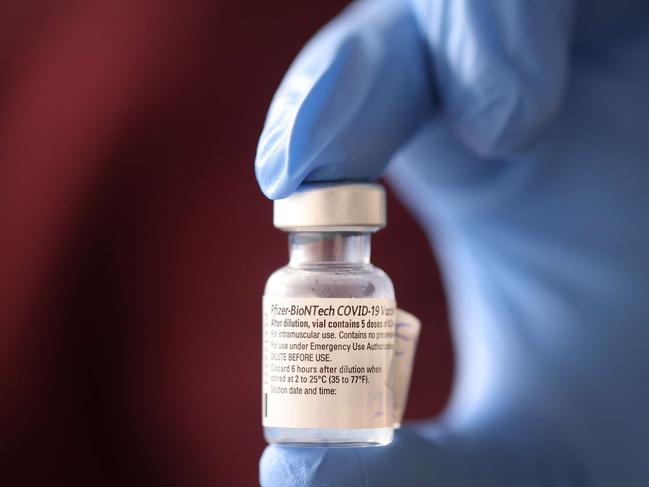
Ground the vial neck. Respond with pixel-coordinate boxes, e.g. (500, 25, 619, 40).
(288, 232, 371, 267)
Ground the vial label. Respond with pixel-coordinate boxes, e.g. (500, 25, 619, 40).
(262, 297, 396, 429)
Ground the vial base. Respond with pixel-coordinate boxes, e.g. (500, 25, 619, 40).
(264, 426, 393, 447)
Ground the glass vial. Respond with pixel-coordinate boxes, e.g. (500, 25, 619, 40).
(262, 183, 396, 447)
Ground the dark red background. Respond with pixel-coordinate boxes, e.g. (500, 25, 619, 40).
(0, 1, 452, 485)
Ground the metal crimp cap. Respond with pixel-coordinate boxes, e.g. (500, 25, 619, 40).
(273, 182, 386, 232)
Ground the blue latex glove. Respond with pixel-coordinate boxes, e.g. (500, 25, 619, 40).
(255, 0, 649, 485)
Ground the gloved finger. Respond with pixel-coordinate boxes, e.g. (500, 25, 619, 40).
(259, 427, 473, 487)
(410, 0, 574, 158)
(255, 0, 435, 199)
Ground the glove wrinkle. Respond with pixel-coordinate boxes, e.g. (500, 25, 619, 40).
(411, 0, 573, 158)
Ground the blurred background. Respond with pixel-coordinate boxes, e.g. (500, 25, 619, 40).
(0, 1, 452, 485)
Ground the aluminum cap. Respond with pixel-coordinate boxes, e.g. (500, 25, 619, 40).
(273, 182, 386, 232)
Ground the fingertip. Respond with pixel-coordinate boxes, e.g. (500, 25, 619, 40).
(259, 446, 365, 487)
(254, 150, 291, 200)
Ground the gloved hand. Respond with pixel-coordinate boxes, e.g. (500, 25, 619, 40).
(255, 0, 649, 485)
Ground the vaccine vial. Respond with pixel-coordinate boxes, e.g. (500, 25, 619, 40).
(262, 183, 396, 447)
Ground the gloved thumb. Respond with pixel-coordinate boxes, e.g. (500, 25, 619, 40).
(410, 0, 574, 157)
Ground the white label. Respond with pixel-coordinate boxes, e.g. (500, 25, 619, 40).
(262, 297, 396, 429)
(389, 309, 421, 427)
